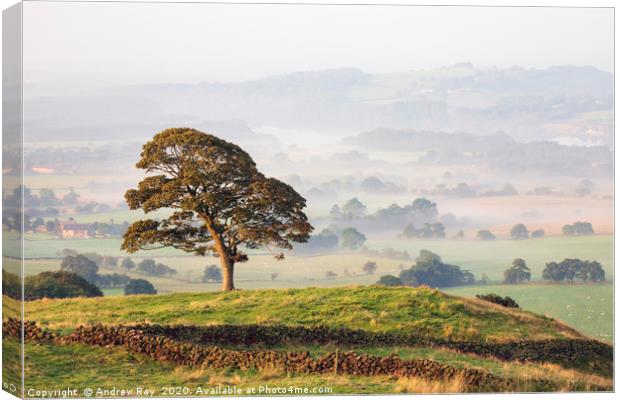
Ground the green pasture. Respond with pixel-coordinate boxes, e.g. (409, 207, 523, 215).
(445, 283, 614, 342)
(367, 235, 614, 280)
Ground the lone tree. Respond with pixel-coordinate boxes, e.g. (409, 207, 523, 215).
(121, 128, 313, 291)
(510, 224, 529, 240)
(504, 258, 531, 284)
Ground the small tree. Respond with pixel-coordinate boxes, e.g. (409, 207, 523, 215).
(531, 229, 545, 239)
(377, 275, 403, 286)
(120, 257, 135, 271)
(270, 272, 279, 281)
(510, 224, 529, 240)
(504, 258, 531, 284)
(121, 128, 313, 291)
(124, 279, 157, 295)
(202, 265, 222, 283)
(341, 227, 366, 249)
(362, 261, 378, 275)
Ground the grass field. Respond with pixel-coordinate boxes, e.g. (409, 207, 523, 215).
(8, 233, 613, 341)
(445, 283, 614, 342)
(368, 235, 614, 280)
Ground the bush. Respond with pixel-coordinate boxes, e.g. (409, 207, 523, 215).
(2, 270, 21, 299)
(376, 275, 403, 286)
(124, 279, 157, 295)
(24, 271, 103, 300)
(476, 293, 519, 308)
(399, 250, 475, 288)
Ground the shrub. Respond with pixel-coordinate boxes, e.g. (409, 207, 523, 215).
(476, 293, 519, 308)
(124, 279, 157, 295)
(24, 271, 103, 300)
(376, 275, 403, 286)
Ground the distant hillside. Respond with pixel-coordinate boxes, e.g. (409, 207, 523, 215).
(23, 64, 613, 144)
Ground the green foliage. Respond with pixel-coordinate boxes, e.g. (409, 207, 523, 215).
(24, 271, 103, 300)
(399, 250, 475, 288)
(476, 293, 519, 308)
(341, 227, 366, 249)
(121, 128, 313, 290)
(503, 258, 531, 284)
(543, 259, 605, 283)
(510, 224, 529, 240)
(562, 222, 594, 236)
(376, 274, 403, 286)
(124, 279, 157, 295)
(2, 269, 21, 299)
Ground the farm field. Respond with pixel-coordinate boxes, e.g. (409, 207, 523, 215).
(11, 233, 614, 340)
(445, 284, 613, 342)
(368, 235, 614, 280)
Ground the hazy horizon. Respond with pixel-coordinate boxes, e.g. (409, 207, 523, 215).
(24, 2, 614, 87)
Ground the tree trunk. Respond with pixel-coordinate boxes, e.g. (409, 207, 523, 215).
(220, 254, 235, 291)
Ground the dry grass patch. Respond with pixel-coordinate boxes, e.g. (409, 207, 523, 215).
(395, 374, 467, 393)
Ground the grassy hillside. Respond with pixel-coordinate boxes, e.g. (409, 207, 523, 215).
(5, 286, 613, 395)
(446, 283, 613, 342)
(22, 286, 582, 341)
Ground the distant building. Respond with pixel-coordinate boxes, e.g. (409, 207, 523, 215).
(59, 221, 91, 239)
(31, 166, 55, 174)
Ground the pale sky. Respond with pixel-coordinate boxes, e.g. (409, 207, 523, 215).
(23, 2, 614, 85)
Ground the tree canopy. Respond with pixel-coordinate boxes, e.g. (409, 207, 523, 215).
(399, 250, 475, 288)
(121, 128, 313, 290)
(504, 258, 531, 284)
(124, 279, 157, 295)
(510, 224, 529, 240)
